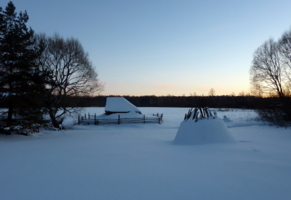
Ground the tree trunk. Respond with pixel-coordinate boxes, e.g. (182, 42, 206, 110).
(7, 101, 13, 127)
(48, 110, 60, 129)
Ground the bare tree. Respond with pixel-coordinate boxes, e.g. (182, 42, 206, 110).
(36, 34, 103, 128)
(238, 91, 245, 97)
(250, 38, 291, 126)
(278, 30, 291, 96)
(229, 92, 236, 96)
(250, 39, 286, 98)
(208, 88, 216, 96)
(189, 92, 196, 97)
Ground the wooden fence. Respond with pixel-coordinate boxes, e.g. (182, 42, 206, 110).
(78, 113, 163, 125)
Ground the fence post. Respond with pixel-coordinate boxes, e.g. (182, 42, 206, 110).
(144, 115, 145, 123)
(88, 113, 90, 119)
(118, 115, 120, 125)
(94, 113, 96, 125)
(78, 115, 80, 125)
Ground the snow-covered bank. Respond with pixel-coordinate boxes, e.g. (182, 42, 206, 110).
(1, 108, 291, 200)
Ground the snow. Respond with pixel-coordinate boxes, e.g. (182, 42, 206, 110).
(105, 97, 141, 114)
(173, 118, 236, 145)
(96, 112, 143, 119)
(223, 115, 232, 122)
(173, 108, 236, 145)
(1, 107, 291, 200)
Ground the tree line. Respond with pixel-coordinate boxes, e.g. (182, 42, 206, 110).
(67, 95, 263, 109)
(0, 2, 103, 133)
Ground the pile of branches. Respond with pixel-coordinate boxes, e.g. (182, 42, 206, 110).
(184, 107, 216, 122)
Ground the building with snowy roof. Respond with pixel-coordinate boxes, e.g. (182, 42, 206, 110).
(105, 97, 142, 115)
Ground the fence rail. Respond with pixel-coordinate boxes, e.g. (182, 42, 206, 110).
(78, 113, 163, 125)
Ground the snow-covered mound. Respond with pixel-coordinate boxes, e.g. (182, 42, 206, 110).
(173, 108, 236, 145)
(173, 118, 236, 145)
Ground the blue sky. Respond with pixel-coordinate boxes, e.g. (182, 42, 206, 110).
(8, 0, 291, 96)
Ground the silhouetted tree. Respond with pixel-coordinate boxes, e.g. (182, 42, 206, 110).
(35, 33, 104, 128)
(208, 88, 216, 96)
(278, 30, 291, 96)
(250, 36, 291, 126)
(250, 39, 286, 98)
(0, 1, 47, 130)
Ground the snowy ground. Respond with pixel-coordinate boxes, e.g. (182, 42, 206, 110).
(1, 107, 291, 200)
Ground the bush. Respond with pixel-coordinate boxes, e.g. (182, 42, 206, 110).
(256, 98, 291, 127)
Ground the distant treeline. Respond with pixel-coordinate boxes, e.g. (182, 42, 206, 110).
(73, 95, 265, 109)
(0, 95, 287, 109)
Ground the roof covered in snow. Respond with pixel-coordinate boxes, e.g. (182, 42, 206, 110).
(105, 97, 141, 114)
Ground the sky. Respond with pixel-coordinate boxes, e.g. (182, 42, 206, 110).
(6, 0, 291, 96)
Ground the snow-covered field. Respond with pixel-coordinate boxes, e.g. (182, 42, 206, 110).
(1, 107, 291, 200)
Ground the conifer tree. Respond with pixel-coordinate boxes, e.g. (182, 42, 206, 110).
(0, 1, 47, 131)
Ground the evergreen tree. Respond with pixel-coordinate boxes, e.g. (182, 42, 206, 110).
(0, 1, 47, 131)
